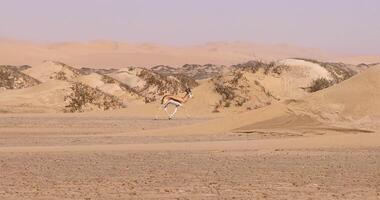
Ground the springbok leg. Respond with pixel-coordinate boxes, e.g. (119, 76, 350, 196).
(169, 107, 178, 120)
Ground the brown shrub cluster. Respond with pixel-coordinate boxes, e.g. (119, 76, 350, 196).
(308, 78, 333, 93)
(232, 60, 289, 76)
(138, 69, 198, 102)
(64, 82, 123, 113)
(213, 71, 250, 110)
(50, 71, 68, 81)
(0, 65, 40, 89)
(295, 58, 357, 83)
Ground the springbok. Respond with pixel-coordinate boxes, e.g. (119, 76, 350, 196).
(155, 88, 193, 120)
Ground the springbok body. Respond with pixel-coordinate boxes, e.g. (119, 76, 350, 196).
(155, 88, 192, 120)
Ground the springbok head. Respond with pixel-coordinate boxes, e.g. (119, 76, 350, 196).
(185, 87, 193, 98)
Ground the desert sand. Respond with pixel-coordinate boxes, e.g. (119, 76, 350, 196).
(1, 56, 380, 199)
(1, 40, 379, 68)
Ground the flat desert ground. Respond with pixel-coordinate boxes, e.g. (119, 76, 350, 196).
(0, 111, 379, 200)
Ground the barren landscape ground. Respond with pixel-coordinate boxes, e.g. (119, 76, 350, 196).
(0, 112, 380, 200)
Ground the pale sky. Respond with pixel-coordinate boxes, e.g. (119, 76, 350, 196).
(0, 0, 379, 54)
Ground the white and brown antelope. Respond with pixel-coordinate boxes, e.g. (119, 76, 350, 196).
(155, 88, 193, 120)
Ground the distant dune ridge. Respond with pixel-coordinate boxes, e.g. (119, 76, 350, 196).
(148, 64, 380, 136)
(0, 60, 197, 112)
(1, 39, 380, 133)
(1, 40, 379, 68)
(0, 58, 376, 115)
(235, 64, 380, 132)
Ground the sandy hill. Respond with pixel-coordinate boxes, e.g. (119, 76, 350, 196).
(285, 65, 380, 127)
(0, 61, 200, 113)
(0, 65, 40, 90)
(0, 80, 70, 113)
(204, 58, 364, 112)
(234, 65, 380, 133)
(23, 60, 82, 82)
(1, 40, 379, 68)
(74, 73, 139, 103)
(155, 65, 379, 135)
(0, 59, 376, 115)
(1, 61, 127, 113)
(108, 67, 198, 102)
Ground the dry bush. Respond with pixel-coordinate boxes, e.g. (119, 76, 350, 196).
(232, 60, 268, 73)
(172, 73, 199, 89)
(138, 69, 198, 102)
(233, 60, 289, 76)
(47, 61, 83, 81)
(79, 67, 118, 75)
(308, 78, 333, 93)
(101, 75, 116, 84)
(295, 58, 357, 83)
(0, 65, 40, 89)
(64, 82, 123, 113)
(50, 71, 68, 81)
(269, 64, 290, 75)
(213, 71, 250, 108)
(51, 61, 82, 76)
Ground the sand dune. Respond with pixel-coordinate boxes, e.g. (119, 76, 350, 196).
(0, 80, 70, 113)
(234, 65, 380, 131)
(1, 40, 379, 68)
(147, 65, 380, 136)
(0, 58, 372, 115)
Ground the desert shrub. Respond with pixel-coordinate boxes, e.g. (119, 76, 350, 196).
(51, 61, 83, 77)
(308, 78, 333, 93)
(50, 71, 68, 81)
(232, 60, 268, 73)
(271, 65, 290, 75)
(101, 75, 116, 84)
(213, 71, 250, 108)
(172, 73, 199, 89)
(215, 83, 236, 102)
(0, 65, 40, 89)
(295, 58, 357, 83)
(137, 69, 198, 102)
(64, 82, 123, 113)
(0, 69, 14, 89)
(233, 60, 289, 76)
(79, 67, 118, 75)
(47, 61, 84, 81)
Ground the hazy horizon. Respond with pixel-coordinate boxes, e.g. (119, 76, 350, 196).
(1, 0, 379, 54)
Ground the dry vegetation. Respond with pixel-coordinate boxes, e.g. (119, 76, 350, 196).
(232, 60, 290, 76)
(296, 58, 357, 83)
(64, 82, 124, 113)
(308, 78, 334, 93)
(0, 65, 41, 90)
(212, 71, 250, 111)
(79, 67, 119, 75)
(152, 64, 228, 80)
(137, 69, 198, 103)
(290, 58, 359, 93)
(48, 61, 83, 81)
